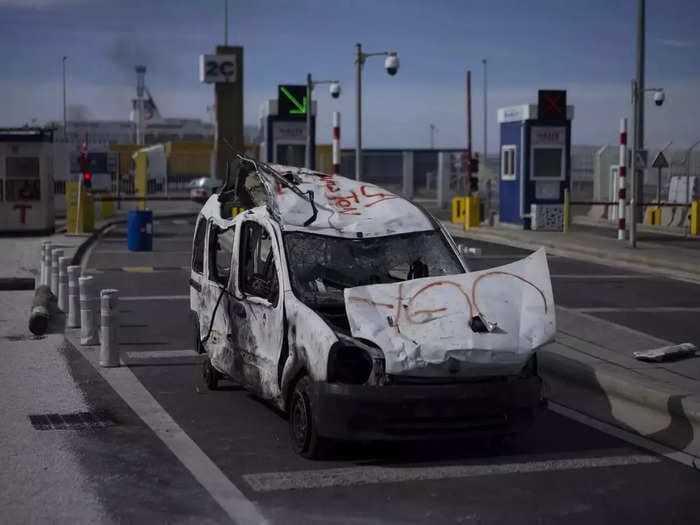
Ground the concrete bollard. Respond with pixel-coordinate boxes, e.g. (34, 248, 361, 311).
(43, 242, 52, 288)
(51, 248, 62, 295)
(99, 289, 120, 367)
(40, 242, 49, 287)
(58, 256, 70, 313)
(79, 275, 99, 345)
(28, 285, 53, 335)
(67, 265, 81, 328)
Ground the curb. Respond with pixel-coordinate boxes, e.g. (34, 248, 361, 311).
(444, 224, 700, 284)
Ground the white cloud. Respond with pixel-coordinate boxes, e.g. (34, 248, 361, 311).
(656, 39, 696, 48)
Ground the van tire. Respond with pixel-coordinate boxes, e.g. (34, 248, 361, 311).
(288, 375, 329, 459)
(202, 358, 220, 390)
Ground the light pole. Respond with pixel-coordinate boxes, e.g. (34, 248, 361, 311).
(429, 124, 437, 149)
(686, 139, 700, 207)
(62, 56, 68, 139)
(135, 65, 146, 145)
(354, 43, 399, 181)
(224, 0, 228, 45)
(482, 58, 487, 162)
(305, 73, 340, 169)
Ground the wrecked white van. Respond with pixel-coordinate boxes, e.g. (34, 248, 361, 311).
(190, 157, 555, 458)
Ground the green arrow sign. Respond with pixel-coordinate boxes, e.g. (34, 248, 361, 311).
(278, 85, 307, 117)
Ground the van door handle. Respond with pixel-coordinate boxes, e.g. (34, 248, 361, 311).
(189, 278, 201, 292)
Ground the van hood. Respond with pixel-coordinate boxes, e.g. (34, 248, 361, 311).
(343, 248, 555, 377)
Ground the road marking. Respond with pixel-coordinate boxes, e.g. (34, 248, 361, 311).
(125, 349, 200, 359)
(550, 401, 700, 471)
(72, 340, 269, 525)
(568, 306, 700, 313)
(172, 219, 190, 225)
(122, 266, 154, 273)
(551, 274, 653, 279)
(121, 295, 189, 301)
(242, 453, 659, 492)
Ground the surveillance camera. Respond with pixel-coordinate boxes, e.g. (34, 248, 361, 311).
(329, 82, 341, 99)
(384, 53, 399, 76)
(654, 90, 665, 106)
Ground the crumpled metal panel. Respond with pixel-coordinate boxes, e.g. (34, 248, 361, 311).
(344, 248, 555, 376)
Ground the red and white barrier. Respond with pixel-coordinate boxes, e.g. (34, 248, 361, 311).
(332, 111, 340, 175)
(618, 118, 627, 240)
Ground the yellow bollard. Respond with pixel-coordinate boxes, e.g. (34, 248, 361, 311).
(691, 200, 699, 236)
(101, 193, 115, 218)
(563, 189, 571, 233)
(134, 151, 148, 211)
(65, 182, 94, 234)
(464, 196, 481, 230)
(452, 197, 466, 223)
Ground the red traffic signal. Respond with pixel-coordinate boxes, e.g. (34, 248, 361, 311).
(82, 172, 92, 188)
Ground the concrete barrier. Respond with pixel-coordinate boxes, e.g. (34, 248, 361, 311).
(28, 285, 53, 336)
(99, 289, 120, 367)
(79, 275, 99, 345)
(67, 265, 80, 328)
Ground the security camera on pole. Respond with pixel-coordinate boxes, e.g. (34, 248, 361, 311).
(305, 74, 341, 169)
(354, 43, 400, 181)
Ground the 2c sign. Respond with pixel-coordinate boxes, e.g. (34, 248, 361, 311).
(199, 54, 237, 84)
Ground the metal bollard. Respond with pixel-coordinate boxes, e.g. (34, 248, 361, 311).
(39, 242, 49, 286)
(79, 275, 99, 345)
(67, 265, 81, 328)
(99, 289, 120, 367)
(51, 248, 62, 295)
(43, 242, 52, 288)
(58, 256, 70, 312)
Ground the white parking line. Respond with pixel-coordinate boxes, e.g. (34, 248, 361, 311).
(242, 453, 659, 492)
(125, 349, 200, 359)
(75, 345, 269, 525)
(120, 295, 189, 301)
(569, 306, 700, 313)
(550, 274, 653, 279)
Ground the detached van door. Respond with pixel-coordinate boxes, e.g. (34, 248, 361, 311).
(234, 219, 284, 399)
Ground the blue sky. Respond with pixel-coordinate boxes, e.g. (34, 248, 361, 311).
(1, 0, 698, 150)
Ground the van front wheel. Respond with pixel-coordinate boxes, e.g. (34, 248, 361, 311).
(288, 375, 329, 459)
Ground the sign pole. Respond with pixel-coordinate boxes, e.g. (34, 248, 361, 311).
(305, 73, 313, 169)
(466, 70, 472, 196)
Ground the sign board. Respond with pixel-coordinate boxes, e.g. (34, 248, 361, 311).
(531, 126, 566, 146)
(651, 151, 669, 169)
(199, 54, 237, 83)
(636, 149, 648, 169)
(272, 121, 306, 144)
(538, 90, 567, 120)
(278, 85, 307, 118)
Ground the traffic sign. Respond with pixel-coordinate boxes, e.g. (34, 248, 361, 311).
(538, 90, 567, 120)
(199, 54, 237, 83)
(651, 151, 669, 169)
(278, 85, 307, 118)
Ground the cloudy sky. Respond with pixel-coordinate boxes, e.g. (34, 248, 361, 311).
(1, 0, 698, 150)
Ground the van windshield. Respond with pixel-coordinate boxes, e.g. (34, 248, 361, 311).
(284, 230, 464, 309)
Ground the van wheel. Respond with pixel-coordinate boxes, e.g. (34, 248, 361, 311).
(192, 314, 205, 354)
(288, 375, 329, 459)
(202, 358, 220, 390)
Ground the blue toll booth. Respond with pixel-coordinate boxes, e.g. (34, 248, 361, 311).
(497, 92, 574, 230)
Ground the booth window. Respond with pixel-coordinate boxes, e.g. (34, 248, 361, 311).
(501, 146, 516, 180)
(208, 223, 235, 286)
(531, 147, 565, 180)
(192, 216, 207, 274)
(6, 157, 40, 201)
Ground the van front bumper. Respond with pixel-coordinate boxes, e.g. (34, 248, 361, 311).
(308, 376, 543, 441)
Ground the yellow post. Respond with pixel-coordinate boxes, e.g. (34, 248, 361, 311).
(101, 192, 114, 218)
(691, 200, 699, 236)
(134, 150, 147, 210)
(65, 181, 94, 234)
(563, 189, 571, 233)
(452, 196, 466, 223)
(464, 196, 481, 230)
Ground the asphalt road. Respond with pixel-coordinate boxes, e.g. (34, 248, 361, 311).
(79, 218, 700, 524)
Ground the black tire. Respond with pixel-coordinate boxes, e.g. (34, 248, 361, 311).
(202, 358, 219, 390)
(192, 314, 205, 355)
(288, 375, 329, 459)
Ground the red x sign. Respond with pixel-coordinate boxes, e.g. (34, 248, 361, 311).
(538, 90, 567, 120)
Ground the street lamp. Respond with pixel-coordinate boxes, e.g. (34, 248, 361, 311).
(685, 138, 700, 207)
(62, 56, 68, 139)
(354, 43, 399, 181)
(305, 73, 341, 169)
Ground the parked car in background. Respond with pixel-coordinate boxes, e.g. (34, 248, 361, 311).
(189, 177, 220, 203)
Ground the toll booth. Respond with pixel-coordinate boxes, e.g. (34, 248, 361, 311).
(497, 91, 574, 230)
(0, 128, 56, 234)
(258, 87, 316, 168)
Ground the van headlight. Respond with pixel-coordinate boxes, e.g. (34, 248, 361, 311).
(327, 337, 386, 385)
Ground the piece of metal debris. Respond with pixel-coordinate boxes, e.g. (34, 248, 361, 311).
(633, 343, 698, 362)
